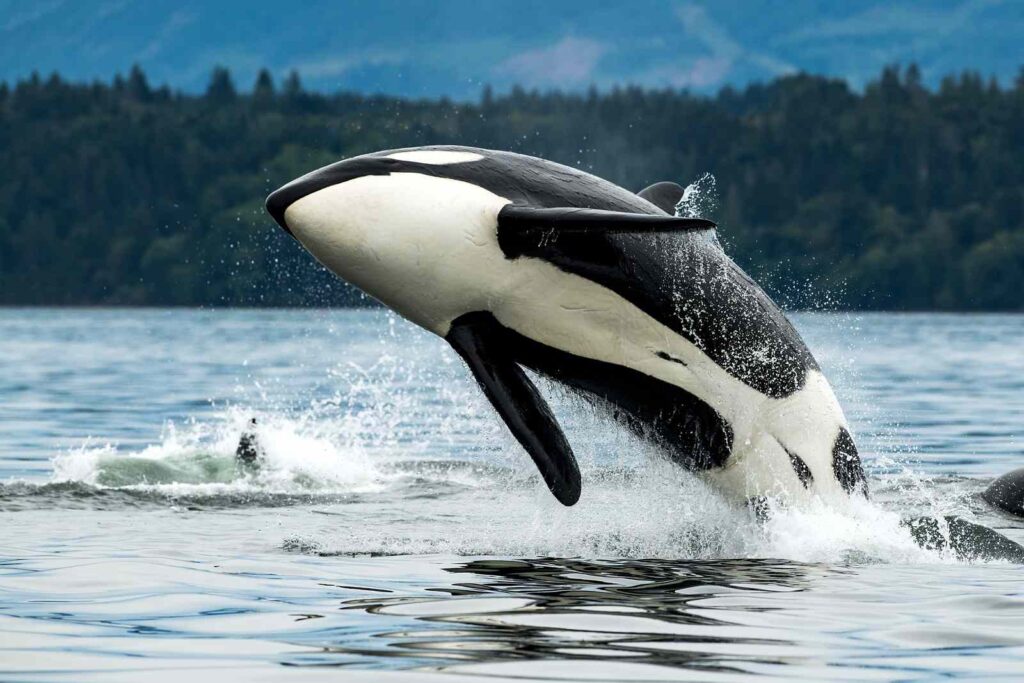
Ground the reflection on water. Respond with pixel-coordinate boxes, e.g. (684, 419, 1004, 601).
(340, 558, 824, 672)
(321, 556, 1024, 680)
(4, 541, 1024, 681)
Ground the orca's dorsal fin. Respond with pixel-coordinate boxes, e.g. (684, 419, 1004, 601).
(446, 312, 581, 506)
(638, 181, 686, 214)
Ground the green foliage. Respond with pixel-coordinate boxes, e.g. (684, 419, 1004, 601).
(1, 65, 1022, 309)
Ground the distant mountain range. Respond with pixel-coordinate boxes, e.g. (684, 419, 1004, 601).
(1, 0, 1021, 97)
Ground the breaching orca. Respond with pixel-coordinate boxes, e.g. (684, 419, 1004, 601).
(265, 146, 867, 508)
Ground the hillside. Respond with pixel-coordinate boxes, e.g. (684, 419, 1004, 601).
(2, 0, 1022, 97)
(1, 65, 1022, 309)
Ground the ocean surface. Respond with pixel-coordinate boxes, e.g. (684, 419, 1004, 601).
(2, 308, 1023, 681)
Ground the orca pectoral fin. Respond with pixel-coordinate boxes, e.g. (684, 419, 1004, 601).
(638, 181, 686, 214)
(446, 312, 581, 506)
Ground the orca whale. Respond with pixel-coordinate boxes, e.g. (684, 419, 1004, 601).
(235, 417, 263, 468)
(265, 145, 867, 507)
(983, 467, 1024, 517)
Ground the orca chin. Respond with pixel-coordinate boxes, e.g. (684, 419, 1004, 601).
(264, 145, 868, 507)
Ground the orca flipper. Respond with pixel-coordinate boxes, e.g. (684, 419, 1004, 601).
(638, 181, 686, 214)
(904, 516, 1024, 563)
(982, 467, 1024, 517)
(446, 312, 581, 506)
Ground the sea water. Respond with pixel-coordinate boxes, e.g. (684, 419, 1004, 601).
(1, 308, 1023, 681)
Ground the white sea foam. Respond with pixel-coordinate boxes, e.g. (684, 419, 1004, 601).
(51, 409, 386, 494)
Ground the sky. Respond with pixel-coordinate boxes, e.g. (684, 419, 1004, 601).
(0, 0, 1021, 97)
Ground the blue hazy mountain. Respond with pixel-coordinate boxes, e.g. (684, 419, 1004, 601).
(1, 0, 1021, 96)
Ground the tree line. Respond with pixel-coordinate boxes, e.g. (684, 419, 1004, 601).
(1, 64, 1022, 309)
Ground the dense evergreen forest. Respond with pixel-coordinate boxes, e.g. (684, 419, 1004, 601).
(1, 64, 1022, 309)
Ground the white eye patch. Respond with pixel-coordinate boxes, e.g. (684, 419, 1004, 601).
(386, 150, 484, 165)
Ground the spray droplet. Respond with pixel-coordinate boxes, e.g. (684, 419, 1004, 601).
(675, 173, 718, 220)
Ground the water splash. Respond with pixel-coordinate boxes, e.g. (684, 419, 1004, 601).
(49, 409, 385, 494)
(674, 173, 718, 220)
(32, 405, 1011, 564)
(10, 308, 1018, 566)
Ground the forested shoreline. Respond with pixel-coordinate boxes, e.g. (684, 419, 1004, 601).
(1, 65, 1022, 309)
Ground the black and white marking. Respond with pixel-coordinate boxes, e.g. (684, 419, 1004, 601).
(235, 418, 263, 468)
(266, 146, 867, 506)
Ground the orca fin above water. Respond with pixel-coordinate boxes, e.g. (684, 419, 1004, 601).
(445, 312, 581, 506)
(637, 181, 686, 214)
(982, 467, 1024, 517)
(904, 516, 1024, 563)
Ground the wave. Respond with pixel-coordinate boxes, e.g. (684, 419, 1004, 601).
(4, 405, 1020, 565)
